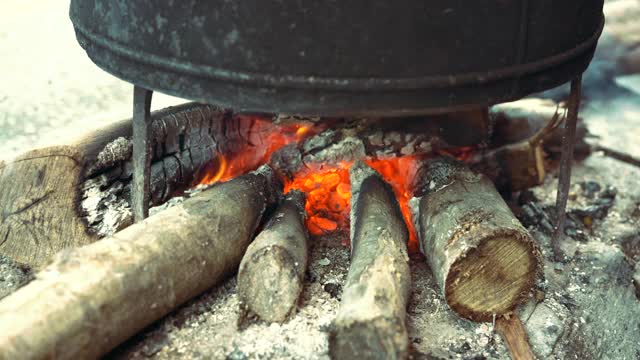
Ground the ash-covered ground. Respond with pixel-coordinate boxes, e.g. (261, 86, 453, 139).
(101, 141, 640, 360)
(1, 0, 640, 359)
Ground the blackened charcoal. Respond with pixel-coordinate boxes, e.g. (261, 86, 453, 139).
(518, 190, 539, 206)
(579, 181, 602, 198)
(599, 185, 618, 200)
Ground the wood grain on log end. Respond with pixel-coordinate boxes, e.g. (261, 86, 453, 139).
(0, 146, 95, 267)
(445, 231, 540, 322)
(237, 190, 307, 323)
(0, 167, 279, 360)
(416, 157, 541, 322)
(238, 245, 303, 322)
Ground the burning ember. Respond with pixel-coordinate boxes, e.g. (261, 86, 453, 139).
(198, 115, 316, 184)
(197, 115, 427, 252)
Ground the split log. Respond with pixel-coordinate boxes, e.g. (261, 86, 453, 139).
(0, 103, 227, 267)
(0, 166, 279, 360)
(413, 157, 541, 322)
(470, 107, 564, 192)
(329, 161, 411, 360)
(495, 314, 535, 360)
(237, 190, 309, 323)
(489, 98, 589, 155)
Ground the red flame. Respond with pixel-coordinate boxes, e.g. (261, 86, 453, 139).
(198, 116, 316, 185)
(196, 115, 454, 254)
(281, 156, 421, 251)
(366, 156, 421, 253)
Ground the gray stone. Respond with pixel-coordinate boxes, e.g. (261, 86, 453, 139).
(525, 303, 564, 358)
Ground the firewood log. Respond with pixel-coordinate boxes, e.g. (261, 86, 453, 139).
(237, 190, 309, 323)
(0, 166, 280, 360)
(495, 314, 535, 360)
(489, 98, 589, 155)
(413, 157, 541, 322)
(470, 106, 564, 192)
(0, 103, 226, 267)
(329, 161, 411, 360)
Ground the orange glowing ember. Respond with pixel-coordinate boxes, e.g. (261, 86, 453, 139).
(195, 115, 448, 254)
(283, 163, 352, 238)
(366, 156, 421, 253)
(198, 116, 316, 185)
(282, 156, 422, 251)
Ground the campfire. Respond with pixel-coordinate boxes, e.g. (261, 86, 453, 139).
(0, 101, 571, 359)
(7, 0, 640, 359)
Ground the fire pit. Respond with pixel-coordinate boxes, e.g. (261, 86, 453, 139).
(0, 1, 612, 359)
(67, 0, 604, 246)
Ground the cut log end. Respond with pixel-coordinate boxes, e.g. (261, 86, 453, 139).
(329, 316, 408, 360)
(445, 232, 539, 322)
(237, 189, 308, 323)
(238, 244, 302, 323)
(415, 157, 541, 322)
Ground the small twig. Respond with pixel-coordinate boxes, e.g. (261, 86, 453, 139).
(592, 145, 640, 169)
(529, 105, 565, 147)
(495, 313, 535, 360)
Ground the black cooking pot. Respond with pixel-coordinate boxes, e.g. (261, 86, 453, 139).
(70, 0, 604, 116)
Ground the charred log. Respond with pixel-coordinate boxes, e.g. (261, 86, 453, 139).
(413, 157, 541, 322)
(237, 190, 309, 323)
(0, 166, 279, 360)
(0, 103, 226, 266)
(329, 161, 411, 360)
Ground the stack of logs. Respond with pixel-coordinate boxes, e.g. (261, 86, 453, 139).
(0, 99, 577, 359)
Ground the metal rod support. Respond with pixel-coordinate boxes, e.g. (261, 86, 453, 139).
(132, 86, 154, 222)
(552, 76, 582, 261)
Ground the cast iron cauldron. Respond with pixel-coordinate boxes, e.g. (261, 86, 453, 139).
(70, 0, 604, 116)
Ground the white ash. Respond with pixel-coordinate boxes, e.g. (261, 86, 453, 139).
(81, 175, 132, 237)
(301, 130, 339, 154)
(111, 239, 350, 360)
(86, 137, 132, 176)
(0, 254, 32, 301)
(302, 137, 366, 165)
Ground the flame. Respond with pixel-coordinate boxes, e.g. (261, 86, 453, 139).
(282, 156, 421, 251)
(366, 156, 421, 253)
(198, 116, 316, 185)
(195, 114, 473, 254)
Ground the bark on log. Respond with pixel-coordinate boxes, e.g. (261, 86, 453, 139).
(495, 314, 535, 360)
(0, 166, 279, 360)
(0, 103, 226, 267)
(489, 98, 589, 155)
(329, 161, 411, 360)
(237, 190, 309, 323)
(413, 157, 541, 322)
(470, 108, 563, 192)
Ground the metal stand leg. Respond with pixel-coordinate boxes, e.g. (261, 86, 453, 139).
(552, 76, 582, 261)
(132, 86, 153, 222)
